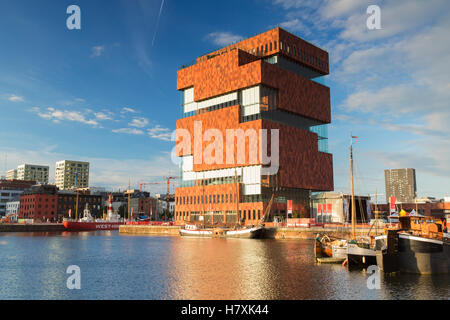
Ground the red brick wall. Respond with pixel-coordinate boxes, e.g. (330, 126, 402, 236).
(19, 194, 58, 221)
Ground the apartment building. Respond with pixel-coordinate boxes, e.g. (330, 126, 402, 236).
(55, 160, 90, 190)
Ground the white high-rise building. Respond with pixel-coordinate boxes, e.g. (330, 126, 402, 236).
(7, 164, 49, 183)
(55, 160, 90, 190)
(7, 169, 17, 180)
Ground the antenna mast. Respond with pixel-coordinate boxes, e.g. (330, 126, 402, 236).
(350, 134, 356, 240)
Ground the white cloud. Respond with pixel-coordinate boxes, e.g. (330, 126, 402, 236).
(319, 0, 366, 19)
(147, 125, 172, 141)
(111, 123, 173, 142)
(272, 0, 317, 10)
(94, 111, 114, 121)
(338, 10, 450, 117)
(338, 0, 446, 42)
(271, 0, 450, 197)
(121, 107, 138, 114)
(112, 128, 145, 135)
(342, 84, 450, 116)
(90, 45, 105, 58)
(279, 19, 310, 35)
(8, 94, 24, 102)
(129, 117, 149, 128)
(205, 32, 243, 47)
(31, 107, 99, 126)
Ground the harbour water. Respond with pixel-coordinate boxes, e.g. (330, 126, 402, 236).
(0, 232, 448, 300)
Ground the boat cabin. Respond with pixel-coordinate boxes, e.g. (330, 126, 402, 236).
(399, 216, 447, 240)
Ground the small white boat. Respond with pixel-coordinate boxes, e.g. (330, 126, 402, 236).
(179, 224, 214, 237)
(179, 224, 275, 239)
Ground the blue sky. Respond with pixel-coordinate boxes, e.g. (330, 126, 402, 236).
(0, 0, 449, 200)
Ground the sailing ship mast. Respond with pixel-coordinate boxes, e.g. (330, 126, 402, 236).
(75, 188, 79, 221)
(201, 177, 205, 227)
(74, 173, 80, 221)
(350, 134, 356, 240)
(375, 189, 378, 235)
(127, 178, 131, 222)
(235, 167, 239, 226)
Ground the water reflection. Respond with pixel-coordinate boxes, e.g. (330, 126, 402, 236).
(0, 232, 447, 300)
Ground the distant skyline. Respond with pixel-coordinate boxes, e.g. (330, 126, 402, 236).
(1, 0, 449, 198)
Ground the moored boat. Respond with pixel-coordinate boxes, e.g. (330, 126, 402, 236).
(179, 224, 276, 239)
(375, 215, 449, 274)
(180, 183, 277, 240)
(347, 238, 377, 269)
(63, 194, 124, 231)
(226, 225, 276, 239)
(179, 224, 214, 237)
(315, 234, 348, 260)
(63, 220, 123, 231)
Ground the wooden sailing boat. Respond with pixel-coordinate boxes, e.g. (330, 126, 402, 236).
(346, 134, 377, 268)
(316, 135, 358, 262)
(179, 168, 277, 239)
(179, 176, 215, 237)
(223, 168, 277, 238)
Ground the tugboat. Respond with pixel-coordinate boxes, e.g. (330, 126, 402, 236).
(63, 194, 124, 231)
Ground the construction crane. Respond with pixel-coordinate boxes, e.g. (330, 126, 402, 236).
(139, 181, 161, 192)
(137, 177, 179, 220)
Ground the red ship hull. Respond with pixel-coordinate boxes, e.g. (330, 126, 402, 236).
(63, 221, 124, 231)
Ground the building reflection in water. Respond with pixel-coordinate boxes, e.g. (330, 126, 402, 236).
(165, 238, 344, 300)
(0, 233, 447, 300)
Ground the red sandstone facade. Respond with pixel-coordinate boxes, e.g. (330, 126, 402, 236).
(175, 28, 333, 225)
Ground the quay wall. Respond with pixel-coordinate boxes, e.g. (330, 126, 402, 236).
(274, 227, 377, 240)
(119, 225, 378, 239)
(119, 225, 180, 236)
(0, 223, 65, 233)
